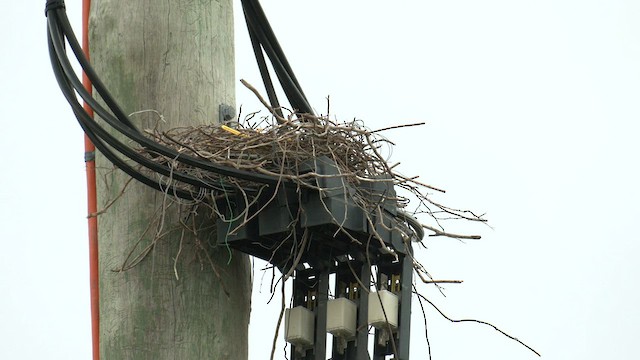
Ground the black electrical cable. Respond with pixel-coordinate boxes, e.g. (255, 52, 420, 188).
(45, 5, 294, 195)
(47, 25, 200, 199)
(243, 0, 305, 93)
(51, 6, 136, 131)
(47, 10, 269, 202)
(51, 10, 271, 184)
(243, 12, 311, 114)
(240, 0, 314, 115)
(45, 0, 321, 201)
(50, 25, 219, 190)
(243, 8, 284, 119)
(48, 13, 228, 193)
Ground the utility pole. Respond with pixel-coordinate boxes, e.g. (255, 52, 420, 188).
(90, 1, 251, 358)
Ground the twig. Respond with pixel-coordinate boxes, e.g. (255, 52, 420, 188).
(270, 280, 286, 360)
(414, 285, 432, 360)
(423, 280, 463, 284)
(240, 79, 287, 124)
(371, 122, 426, 133)
(422, 224, 481, 240)
(89, 176, 134, 217)
(414, 291, 541, 357)
(173, 229, 184, 281)
(282, 229, 310, 281)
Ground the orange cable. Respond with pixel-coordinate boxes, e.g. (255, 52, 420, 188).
(82, 0, 100, 359)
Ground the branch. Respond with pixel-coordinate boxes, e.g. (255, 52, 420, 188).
(422, 224, 481, 240)
(240, 79, 287, 124)
(371, 122, 426, 134)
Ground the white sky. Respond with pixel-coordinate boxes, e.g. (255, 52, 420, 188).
(2, 1, 639, 359)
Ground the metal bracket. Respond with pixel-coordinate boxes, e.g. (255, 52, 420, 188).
(219, 103, 236, 123)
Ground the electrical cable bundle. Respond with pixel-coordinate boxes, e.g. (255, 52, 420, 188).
(45, 0, 309, 200)
(240, 0, 314, 117)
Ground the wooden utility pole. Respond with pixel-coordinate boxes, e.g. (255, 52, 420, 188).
(90, 1, 251, 358)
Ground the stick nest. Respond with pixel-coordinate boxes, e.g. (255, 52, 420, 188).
(137, 106, 485, 246)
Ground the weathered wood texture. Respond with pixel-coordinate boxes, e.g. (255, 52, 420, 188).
(90, 1, 250, 359)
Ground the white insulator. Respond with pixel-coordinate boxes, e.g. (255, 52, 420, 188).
(368, 290, 399, 330)
(284, 306, 315, 348)
(327, 298, 357, 339)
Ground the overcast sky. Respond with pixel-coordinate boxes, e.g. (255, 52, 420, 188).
(2, 1, 639, 359)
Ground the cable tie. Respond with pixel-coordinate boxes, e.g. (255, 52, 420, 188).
(45, 0, 65, 16)
(85, 151, 96, 163)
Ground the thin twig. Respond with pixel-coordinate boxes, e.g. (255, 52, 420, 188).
(90, 176, 134, 217)
(422, 224, 482, 240)
(414, 284, 432, 360)
(270, 280, 286, 360)
(414, 291, 541, 357)
(371, 122, 426, 133)
(173, 229, 184, 281)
